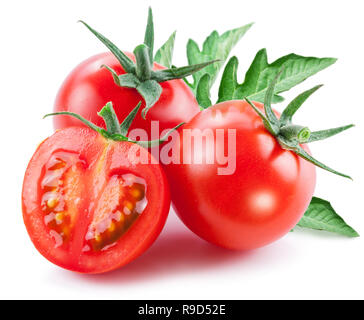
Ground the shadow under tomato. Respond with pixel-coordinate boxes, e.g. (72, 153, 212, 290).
(78, 215, 253, 284)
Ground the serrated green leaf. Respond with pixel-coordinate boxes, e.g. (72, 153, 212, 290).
(296, 197, 359, 237)
(187, 23, 253, 97)
(196, 74, 212, 108)
(155, 31, 176, 68)
(218, 49, 337, 104)
(217, 56, 239, 102)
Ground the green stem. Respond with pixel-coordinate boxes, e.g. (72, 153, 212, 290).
(134, 44, 152, 81)
(248, 71, 353, 180)
(97, 102, 122, 135)
(45, 102, 187, 149)
(280, 124, 311, 144)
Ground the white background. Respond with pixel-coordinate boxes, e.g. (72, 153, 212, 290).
(1, 0, 363, 299)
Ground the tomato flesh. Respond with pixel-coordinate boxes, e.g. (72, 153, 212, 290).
(22, 127, 170, 273)
(165, 100, 316, 250)
(53, 52, 200, 137)
(40, 151, 85, 249)
(83, 173, 147, 252)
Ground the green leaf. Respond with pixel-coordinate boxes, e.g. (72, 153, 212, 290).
(217, 56, 239, 103)
(297, 197, 359, 237)
(196, 74, 212, 108)
(218, 49, 337, 104)
(155, 31, 176, 68)
(187, 23, 253, 96)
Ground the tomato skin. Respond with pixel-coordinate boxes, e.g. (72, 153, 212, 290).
(22, 127, 170, 273)
(165, 100, 316, 250)
(54, 52, 200, 137)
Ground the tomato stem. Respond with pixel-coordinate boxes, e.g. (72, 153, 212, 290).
(279, 125, 311, 144)
(245, 69, 354, 179)
(134, 44, 152, 81)
(79, 9, 218, 115)
(98, 102, 122, 135)
(44, 102, 183, 147)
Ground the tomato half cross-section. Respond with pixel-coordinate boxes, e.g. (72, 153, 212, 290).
(22, 103, 171, 274)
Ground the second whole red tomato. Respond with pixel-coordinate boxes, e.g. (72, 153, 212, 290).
(53, 52, 200, 137)
(165, 100, 316, 250)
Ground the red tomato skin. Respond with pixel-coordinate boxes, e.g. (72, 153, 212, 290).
(165, 100, 316, 250)
(53, 52, 200, 137)
(22, 127, 170, 274)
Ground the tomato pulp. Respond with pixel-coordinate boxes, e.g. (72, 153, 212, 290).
(22, 127, 170, 273)
(165, 100, 316, 250)
(53, 52, 200, 137)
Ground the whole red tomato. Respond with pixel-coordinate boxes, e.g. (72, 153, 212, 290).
(54, 52, 200, 136)
(165, 100, 316, 250)
(22, 124, 170, 274)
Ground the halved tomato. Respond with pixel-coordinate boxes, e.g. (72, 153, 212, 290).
(22, 126, 170, 274)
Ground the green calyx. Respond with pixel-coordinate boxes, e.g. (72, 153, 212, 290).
(44, 102, 183, 148)
(245, 69, 354, 179)
(79, 7, 218, 119)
